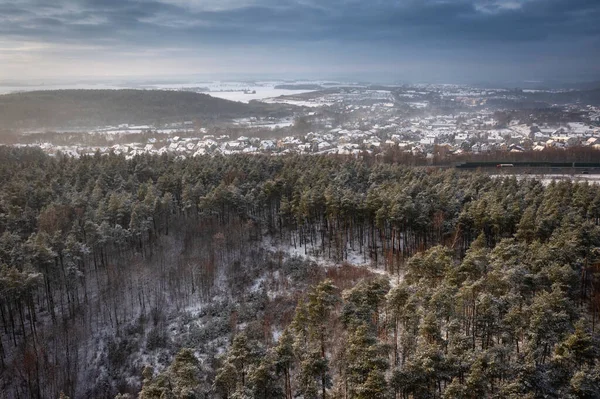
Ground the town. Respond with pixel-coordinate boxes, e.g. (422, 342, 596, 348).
(10, 82, 600, 159)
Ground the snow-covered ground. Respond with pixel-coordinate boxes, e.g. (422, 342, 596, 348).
(491, 174, 600, 185)
(260, 235, 401, 288)
(261, 235, 372, 267)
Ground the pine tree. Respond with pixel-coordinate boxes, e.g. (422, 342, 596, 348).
(214, 361, 238, 399)
(138, 366, 172, 399)
(169, 348, 200, 398)
(345, 323, 388, 399)
(247, 351, 284, 399)
(214, 332, 257, 398)
(306, 280, 338, 399)
(274, 329, 295, 399)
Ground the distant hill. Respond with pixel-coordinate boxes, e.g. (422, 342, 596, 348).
(540, 88, 600, 105)
(484, 88, 600, 109)
(0, 89, 293, 130)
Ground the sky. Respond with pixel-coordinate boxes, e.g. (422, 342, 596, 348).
(1, 0, 599, 84)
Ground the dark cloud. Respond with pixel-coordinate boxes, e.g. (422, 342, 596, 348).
(1, 0, 599, 82)
(4, 0, 598, 45)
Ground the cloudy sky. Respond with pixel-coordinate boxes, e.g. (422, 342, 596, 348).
(1, 0, 599, 83)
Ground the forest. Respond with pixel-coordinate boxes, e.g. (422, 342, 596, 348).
(0, 147, 599, 398)
(0, 90, 296, 130)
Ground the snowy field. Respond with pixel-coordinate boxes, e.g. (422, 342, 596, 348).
(206, 89, 315, 103)
(261, 98, 332, 107)
(209, 88, 319, 103)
